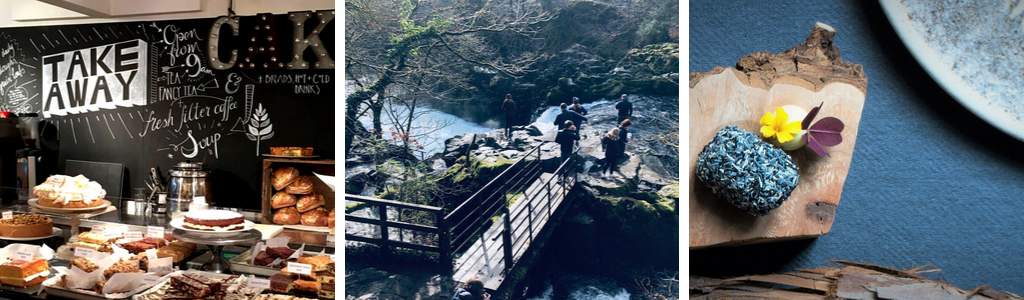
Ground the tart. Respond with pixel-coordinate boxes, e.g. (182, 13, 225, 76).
(182, 210, 245, 231)
(270, 147, 314, 157)
(0, 214, 53, 238)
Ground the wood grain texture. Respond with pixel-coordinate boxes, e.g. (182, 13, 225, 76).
(689, 23, 866, 249)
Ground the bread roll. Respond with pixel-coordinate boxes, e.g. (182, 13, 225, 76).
(273, 207, 301, 225)
(271, 167, 300, 191)
(295, 193, 324, 213)
(271, 192, 298, 209)
(328, 208, 335, 229)
(285, 176, 313, 195)
(301, 207, 328, 226)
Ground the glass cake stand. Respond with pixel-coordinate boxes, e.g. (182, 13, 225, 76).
(171, 229, 261, 274)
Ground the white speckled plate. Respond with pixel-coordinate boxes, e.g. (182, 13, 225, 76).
(881, 0, 1024, 142)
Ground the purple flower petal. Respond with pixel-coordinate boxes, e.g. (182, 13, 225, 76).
(808, 117, 844, 147)
(805, 134, 831, 157)
(802, 102, 823, 130)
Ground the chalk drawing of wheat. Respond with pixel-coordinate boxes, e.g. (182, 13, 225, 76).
(246, 103, 275, 155)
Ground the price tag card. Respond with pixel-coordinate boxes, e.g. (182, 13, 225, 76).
(74, 247, 95, 258)
(91, 224, 105, 233)
(102, 227, 122, 239)
(248, 278, 271, 289)
(326, 234, 335, 244)
(146, 249, 158, 260)
(286, 262, 312, 275)
(142, 275, 161, 285)
(1, 211, 12, 220)
(123, 231, 143, 242)
(329, 254, 336, 261)
(147, 226, 164, 238)
(148, 257, 173, 273)
(14, 249, 33, 261)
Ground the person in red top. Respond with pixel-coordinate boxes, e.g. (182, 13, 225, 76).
(501, 94, 517, 138)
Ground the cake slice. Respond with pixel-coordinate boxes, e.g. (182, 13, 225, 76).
(0, 258, 49, 288)
(269, 273, 294, 293)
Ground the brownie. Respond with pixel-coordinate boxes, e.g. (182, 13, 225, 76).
(253, 251, 275, 266)
(265, 247, 295, 259)
(269, 273, 293, 293)
(121, 241, 158, 254)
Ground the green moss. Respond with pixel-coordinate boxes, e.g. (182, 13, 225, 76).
(657, 183, 680, 200)
(346, 202, 373, 214)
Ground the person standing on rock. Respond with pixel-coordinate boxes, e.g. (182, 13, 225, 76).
(556, 120, 580, 181)
(501, 94, 517, 138)
(554, 103, 588, 131)
(618, 119, 632, 152)
(568, 97, 588, 116)
(451, 277, 489, 300)
(601, 127, 623, 178)
(615, 94, 633, 124)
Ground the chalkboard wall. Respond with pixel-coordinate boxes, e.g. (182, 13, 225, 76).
(0, 11, 336, 210)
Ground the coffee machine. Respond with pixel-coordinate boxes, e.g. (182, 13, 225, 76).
(16, 113, 40, 202)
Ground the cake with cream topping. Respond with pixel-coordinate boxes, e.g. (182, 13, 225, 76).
(182, 210, 245, 231)
(33, 175, 106, 209)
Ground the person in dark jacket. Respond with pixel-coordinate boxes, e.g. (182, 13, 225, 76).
(615, 94, 632, 124)
(554, 103, 588, 131)
(618, 119, 632, 151)
(601, 127, 623, 178)
(452, 277, 489, 300)
(568, 97, 588, 116)
(555, 120, 580, 180)
(501, 94, 517, 138)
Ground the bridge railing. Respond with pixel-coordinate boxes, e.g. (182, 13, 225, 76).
(445, 142, 580, 274)
(343, 194, 451, 263)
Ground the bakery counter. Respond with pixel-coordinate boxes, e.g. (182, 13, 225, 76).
(0, 202, 335, 250)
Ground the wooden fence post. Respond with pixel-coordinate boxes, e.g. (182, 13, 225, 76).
(378, 203, 390, 255)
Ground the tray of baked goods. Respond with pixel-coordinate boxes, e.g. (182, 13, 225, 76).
(227, 236, 334, 277)
(131, 270, 324, 300)
(43, 248, 169, 300)
(56, 225, 197, 265)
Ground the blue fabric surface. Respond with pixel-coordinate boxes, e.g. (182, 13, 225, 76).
(690, 0, 1024, 293)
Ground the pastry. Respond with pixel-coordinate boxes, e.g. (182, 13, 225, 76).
(253, 251, 275, 266)
(271, 191, 298, 209)
(69, 257, 98, 273)
(0, 258, 48, 288)
(300, 207, 328, 226)
(269, 273, 294, 293)
(295, 193, 324, 213)
(271, 167, 300, 191)
(170, 274, 214, 298)
(78, 231, 118, 245)
(292, 279, 320, 295)
(297, 255, 334, 273)
(33, 174, 106, 209)
(285, 176, 314, 195)
(183, 210, 245, 231)
(121, 240, 159, 254)
(270, 147, 314, 157)
(273, 207, 301, 225)
(0, 214, 52, 238)
(328, 208, 335, 229)
(318, 275, 336, 299)
(103, 260, 142, 279)
(266, 246, 296, 259)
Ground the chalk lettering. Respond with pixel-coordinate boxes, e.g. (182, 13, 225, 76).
(140, 110, 173, 137)
(42, 39, 149, 117)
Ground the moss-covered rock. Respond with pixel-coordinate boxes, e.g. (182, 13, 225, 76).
(624, 43, 680, 75)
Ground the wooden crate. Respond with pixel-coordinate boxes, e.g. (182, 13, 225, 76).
(261, 158, 336, 225)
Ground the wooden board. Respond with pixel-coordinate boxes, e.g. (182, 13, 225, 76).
(689, 23, 867, 249)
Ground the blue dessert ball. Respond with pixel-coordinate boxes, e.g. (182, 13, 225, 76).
(696, 126, 799, 216)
